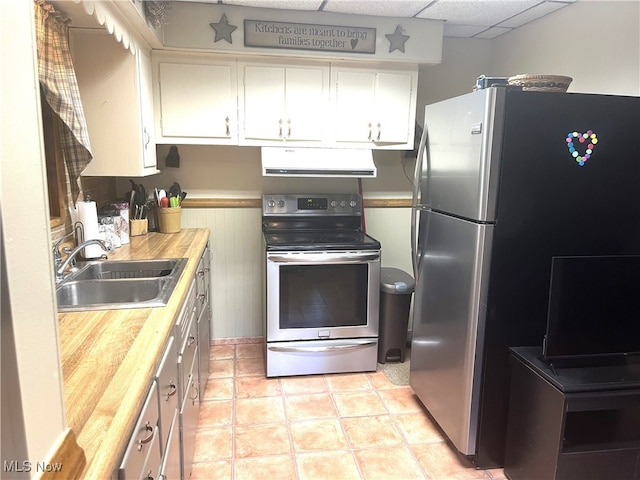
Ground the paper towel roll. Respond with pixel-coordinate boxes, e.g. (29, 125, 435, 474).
(76, 201, 103, 258)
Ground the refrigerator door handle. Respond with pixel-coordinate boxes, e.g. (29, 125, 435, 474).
(411, 121, 430, 281)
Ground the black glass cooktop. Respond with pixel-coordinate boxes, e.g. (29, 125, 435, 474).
(264, 230, 381, 251)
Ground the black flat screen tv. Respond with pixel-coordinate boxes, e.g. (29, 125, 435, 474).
(543, 255, 640, 362)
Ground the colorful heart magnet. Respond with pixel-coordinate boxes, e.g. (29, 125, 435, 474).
(566, 130, 598, 167)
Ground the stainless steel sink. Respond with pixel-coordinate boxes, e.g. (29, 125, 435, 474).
(70, 258, 186, 281)
(56, 258, 187, 312)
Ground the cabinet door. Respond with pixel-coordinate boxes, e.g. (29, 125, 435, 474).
(70, 28, 158, 176)
(373, 72, 414, 144)
(137, 48, 156, 168)
(332, 66, 417, 148)
(179, 374, 199, 480)
(240, 62, 328, 144)
(333, 70, 376, 143)
(284, 67, 327, 142)
(156, 61, 237, 142)
(159, 408, 181, 480)
(242, 65, 286, 141)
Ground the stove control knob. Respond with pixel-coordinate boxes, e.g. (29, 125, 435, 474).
(350, 200, 357, 208)
(277, 200, 285, 208)
(340, 201, 346, 207)
(330, 200, 338, 207)
(267, 200, 276, 208)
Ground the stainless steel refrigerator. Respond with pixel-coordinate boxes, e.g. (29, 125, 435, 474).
(409, 87, 640, 467)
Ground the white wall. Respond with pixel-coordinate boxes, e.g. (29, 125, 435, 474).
(1, 0, 67, 470)
(124, 145, 416, 340)
(490, 1, 639, 96)
(123, 0, 640, 341)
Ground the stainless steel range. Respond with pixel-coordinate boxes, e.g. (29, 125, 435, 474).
(263, 193, 381, 377)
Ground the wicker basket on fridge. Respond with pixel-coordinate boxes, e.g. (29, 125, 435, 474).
(507, 74, 573, 92)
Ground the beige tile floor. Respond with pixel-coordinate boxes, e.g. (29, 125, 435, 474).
(192, 343, 507, 480)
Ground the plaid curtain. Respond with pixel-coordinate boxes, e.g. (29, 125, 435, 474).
(34, 0, 92, 203)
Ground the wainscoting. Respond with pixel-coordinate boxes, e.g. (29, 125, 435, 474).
(180, 203, 412, 341)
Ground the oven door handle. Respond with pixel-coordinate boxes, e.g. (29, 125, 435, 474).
(268, 341, 377, 353)
(267, 253, 380, 263)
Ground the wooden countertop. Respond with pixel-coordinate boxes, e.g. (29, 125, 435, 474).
(57, 228, 210, 479)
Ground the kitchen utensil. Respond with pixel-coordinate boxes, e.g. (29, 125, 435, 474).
(129, 190, 136, 212)
(168, 182, 182, 199)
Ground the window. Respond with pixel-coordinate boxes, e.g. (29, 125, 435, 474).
(41, 88, 68, 228)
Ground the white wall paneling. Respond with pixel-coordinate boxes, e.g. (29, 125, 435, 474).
(180, 205, 412, 341)
(181, 208, 264, 340)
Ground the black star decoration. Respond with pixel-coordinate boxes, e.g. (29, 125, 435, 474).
(209, 13, 237, 44)
(386, 25, 410, 53)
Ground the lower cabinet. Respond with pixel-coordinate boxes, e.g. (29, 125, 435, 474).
(116, 245, 212, 480)
(505, 347, 640, 480)
(159, 408, 181, 479)
(196, 244, 212, 400)
(180, 374, 200, 479)
(117, 382, 161, 479)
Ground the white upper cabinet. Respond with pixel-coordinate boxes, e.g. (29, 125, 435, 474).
(238, 60, 329, 145)
(153, 53, 238, 144)
(331, 65, 418, 148)
(70, 28, 158, 176)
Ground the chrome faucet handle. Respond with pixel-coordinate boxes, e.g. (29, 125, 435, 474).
(53, 232, 75, 266)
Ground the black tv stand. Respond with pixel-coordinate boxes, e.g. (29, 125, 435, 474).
(504, 346, 640, 480)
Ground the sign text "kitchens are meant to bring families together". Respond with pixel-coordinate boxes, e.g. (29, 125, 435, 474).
(244, 20, 376, 54)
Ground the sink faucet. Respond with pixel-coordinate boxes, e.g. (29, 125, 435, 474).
(55, 238, 112, 282)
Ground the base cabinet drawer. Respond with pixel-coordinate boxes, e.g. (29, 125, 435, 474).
(180, 374, 200, 480)
(156, 336, 178, 456)
(159, 408, 181, 480)
(118, 381, 161, 479)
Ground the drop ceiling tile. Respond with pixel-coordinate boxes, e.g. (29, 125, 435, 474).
(474, 25, 513, 38)
(417, 0, 541, 27)
(498, 1, 570, 28)
(322, 0, 428, 17)
(443, 24, 490, 37)
(221, 0, 324, 11)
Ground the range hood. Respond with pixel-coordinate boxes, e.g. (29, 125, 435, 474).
(261, 147, 377, 178)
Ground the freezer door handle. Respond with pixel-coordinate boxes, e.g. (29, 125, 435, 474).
(268, 341, 377, 353)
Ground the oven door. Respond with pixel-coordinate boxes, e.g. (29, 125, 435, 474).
(266, 250, 381, 342)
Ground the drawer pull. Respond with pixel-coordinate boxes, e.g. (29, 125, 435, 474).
(190, 383, 199, 401)
(137, 422, 153, 451)
(165, 382, 177, 400)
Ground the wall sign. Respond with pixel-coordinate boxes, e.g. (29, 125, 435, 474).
(244, 19, 376, 54)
